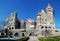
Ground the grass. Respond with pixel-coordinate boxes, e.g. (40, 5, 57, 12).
(38, 36, 60, 41)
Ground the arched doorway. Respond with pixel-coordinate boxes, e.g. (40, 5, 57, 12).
(22, 33, 25, 36)
(29, 32, 35, 36)
(29, 33, 31, 36)
(14, 33, 19, 36)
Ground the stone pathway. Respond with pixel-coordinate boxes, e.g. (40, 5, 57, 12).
(28, 36, 39, 41)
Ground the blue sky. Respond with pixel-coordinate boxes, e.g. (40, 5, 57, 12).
(0, 0, 60, 29)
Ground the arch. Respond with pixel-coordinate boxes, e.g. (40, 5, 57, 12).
(9, 28, 11, 30)
(12, 27, 14, 29)
(14, 33, 19, 36)
(29, 33, 31, 36)
(45, 26, 47, 28)
(22, 33, 25, 36)
(9, 32, 13, 36)
(49, 26, 51, 28)
(41, 26, 44, 29)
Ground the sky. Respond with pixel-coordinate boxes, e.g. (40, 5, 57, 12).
(0, 0, 60, 29)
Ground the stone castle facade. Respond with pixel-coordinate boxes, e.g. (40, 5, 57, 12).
(6, 4, 60, 37)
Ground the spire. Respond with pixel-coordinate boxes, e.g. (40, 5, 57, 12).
(41, 9, 45, 13)
(14, 11, 17, 15)
(46, 3, 53, 12)
(47, 3, 52, 8)
(14, 11, 17, 18)
(14, 11, 17, 16)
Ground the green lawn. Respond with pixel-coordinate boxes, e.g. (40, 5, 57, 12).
(38, 36, 60, 41)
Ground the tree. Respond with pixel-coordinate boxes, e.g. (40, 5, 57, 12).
(5, 29, 13, 36)
(5, 29, 9, 35)
(1, 30, 5, 36)
(0, 21, 7, 29)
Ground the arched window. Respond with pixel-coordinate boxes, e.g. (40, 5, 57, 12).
(29, 33, 31, 36)
(12, 27, 14, 29)
(49, 26, 51, 28)
(22, 33, 25, 36)
(55, 30, 58, 32)
(14, 33, 19, 36)
(45, 26, 47, 28)
(9, 28, 11, 30)
(41, 26, 44, 29)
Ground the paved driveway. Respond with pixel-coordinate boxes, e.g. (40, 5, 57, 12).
(28, 36, 39, 41)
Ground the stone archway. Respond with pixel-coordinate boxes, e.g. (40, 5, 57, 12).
(29, 32, 35, 36)
(14, 33, 19, 36)
(29, 33, 31, 36)
(22, 33, 25, 36)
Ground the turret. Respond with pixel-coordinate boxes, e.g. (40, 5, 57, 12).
(14, 11, 17, 19)
(46, 4, 56, 30)
(37, 12, 41, 20)
(46, 4, 53, 15)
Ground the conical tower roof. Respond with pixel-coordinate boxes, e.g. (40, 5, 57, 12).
(47, 3, 52, 8)
(37, 12, 41, 16)
(41, 9, 46, 13)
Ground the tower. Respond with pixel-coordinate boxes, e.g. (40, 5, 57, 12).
(36, 12, 42, 35)
(46, 4, 56, 29)
(36, 12, 41, 27)
(14, 11, 17, 19)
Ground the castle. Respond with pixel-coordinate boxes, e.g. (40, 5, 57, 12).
(6, 4, 60, 37)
